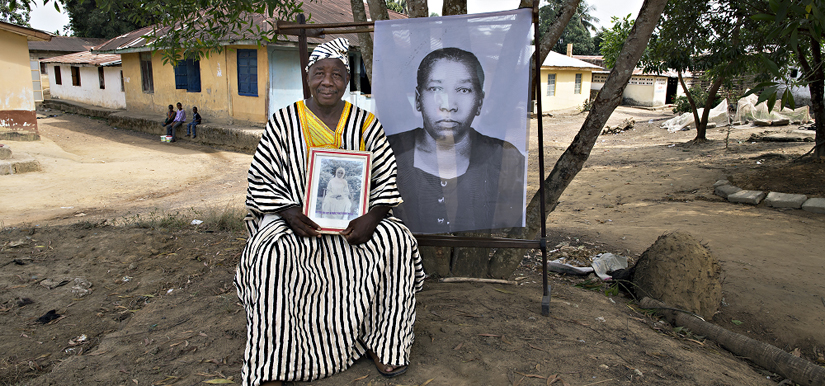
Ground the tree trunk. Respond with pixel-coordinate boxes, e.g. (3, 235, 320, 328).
(641, 297, 825, 386)
(442, 0, 466, 16)
(808, 39, 825, 160)
(366, 0, 390, 22)
(350, 0, 375, 82)
(678, 71, 702, 131)
(488, 0, 670, 278)
(407, 0, 428, 18)
(696, 75, 725, 141)
(537, 0, 580, 66)
(796, 39, 825, 160)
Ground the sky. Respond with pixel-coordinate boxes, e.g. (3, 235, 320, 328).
(28, 0, 644, 35)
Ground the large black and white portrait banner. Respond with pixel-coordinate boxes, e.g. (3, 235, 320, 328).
(373, 9, 532, 234)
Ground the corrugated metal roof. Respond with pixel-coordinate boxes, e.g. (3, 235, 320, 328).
(41, 51, 122, 67)
(542, 51, 603, 69)
(28, 36, 100, 52)
(1, 20, 51, 41)
(93, 0, 406, 54)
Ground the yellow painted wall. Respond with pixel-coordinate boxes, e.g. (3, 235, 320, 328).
(226, 45, 268, 123)
(539, 68, 592, 112)
(0, 30, 35, 111)
(121, 46, 268, 123)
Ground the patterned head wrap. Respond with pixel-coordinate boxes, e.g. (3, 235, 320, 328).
(306, 37, 350, 73)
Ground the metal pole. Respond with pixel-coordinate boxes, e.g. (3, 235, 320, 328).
(533, 1, 550, 317)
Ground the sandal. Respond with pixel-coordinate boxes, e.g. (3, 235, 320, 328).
(366, 349, 408, 378)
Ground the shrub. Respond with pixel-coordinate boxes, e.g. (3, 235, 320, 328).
(672, 86, 722, 114)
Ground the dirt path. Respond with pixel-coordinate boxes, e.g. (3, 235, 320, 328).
(530, 108, 825, 360)
(0, 108, 823, 385)
(0, 112, 251, 226)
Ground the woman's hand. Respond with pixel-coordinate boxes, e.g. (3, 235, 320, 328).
(340, 206, 390, 245)
(279, 207, 321, 238)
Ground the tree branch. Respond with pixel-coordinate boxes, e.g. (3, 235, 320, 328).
(489, 0, 670, 278)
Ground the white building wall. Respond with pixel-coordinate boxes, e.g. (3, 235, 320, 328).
(49, 65, 126, 109)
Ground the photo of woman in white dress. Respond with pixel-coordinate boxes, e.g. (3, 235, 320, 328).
(321, 167, 352, 219)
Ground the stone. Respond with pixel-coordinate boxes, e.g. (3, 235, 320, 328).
(0, 153, 41, 175)
(765, 192, 808, 209)
(713, 179, 730, 188)
(727, 190, 766, 205)
(632, 232, 723, 320)
(0, 144, 11, 160)
(715, 184, 741, 199)
(12, 159, 41, 173)
(802, 197, 825, 214)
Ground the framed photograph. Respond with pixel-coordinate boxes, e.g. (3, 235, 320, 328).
(304, 147, 372, 234)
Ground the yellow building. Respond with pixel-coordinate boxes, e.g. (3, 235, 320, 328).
(93, 0, 404, 124)
(0, 21, 51, 140)
(101, 44, 269, 123)
(539, 51, 602, 112)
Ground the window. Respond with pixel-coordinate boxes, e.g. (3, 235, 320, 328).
(54, 66, 62, 85)
(237, 49, 258, 96)
(120, 70, 125, 92)
(98, 67, 105, 89)
(547, 74, 556, 96)
(40, 62, 47, 75)
(71, 66, 81, 86)
(140, 52, 154, 93)
(574, 73, 582, 94)
(173, 58, 201, 92)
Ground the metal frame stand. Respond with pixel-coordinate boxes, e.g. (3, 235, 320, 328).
(281, 4, 550, 316)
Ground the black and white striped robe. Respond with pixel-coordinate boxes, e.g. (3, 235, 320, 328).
(235, 101, 425, 385)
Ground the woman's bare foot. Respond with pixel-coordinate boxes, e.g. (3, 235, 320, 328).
(366, 349, 408, 378)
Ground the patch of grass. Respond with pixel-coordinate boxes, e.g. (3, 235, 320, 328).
(117, 203, 247, 233)
(196, 203, 247, 233)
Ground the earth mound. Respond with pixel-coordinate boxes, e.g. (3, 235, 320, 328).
(632, 231, 723, 320)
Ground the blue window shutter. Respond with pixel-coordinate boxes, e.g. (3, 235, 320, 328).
(237, 49, 258, 96)
(187, 59, 201, 92)
(174, 62, 187, 89)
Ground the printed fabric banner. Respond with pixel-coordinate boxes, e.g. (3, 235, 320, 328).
(373, 9, 532, 234)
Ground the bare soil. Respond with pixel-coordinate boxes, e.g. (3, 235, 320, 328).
(0, 107, 823, 386)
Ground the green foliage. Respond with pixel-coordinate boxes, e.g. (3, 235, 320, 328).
(538, 0, 600, 56)
(137, 0, 306, 65)
(600, 14, 636, 69)
(672, 85, 721, 114)
(65, 0, 153, 39)
(749, 0, 825, 113)
(14, 0, 304, 65)
(387, 0, 404, 14)
(1, 0, 30, 26)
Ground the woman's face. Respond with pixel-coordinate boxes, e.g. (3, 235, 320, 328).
(416, 58, 484, 141)
(336, 168, 345, 178)
(308, 58, 349, 108)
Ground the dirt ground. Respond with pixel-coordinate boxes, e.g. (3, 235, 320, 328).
(0, 106, 823, 386)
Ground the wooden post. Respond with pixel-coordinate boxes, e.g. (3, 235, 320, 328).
(298, 13, 311, 100)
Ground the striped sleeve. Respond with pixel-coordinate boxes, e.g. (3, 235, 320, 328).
(245, 104, 308, 226)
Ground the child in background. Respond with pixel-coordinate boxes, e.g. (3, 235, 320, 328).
(187, 106, 202, 138)
(162, 104, 174, 127)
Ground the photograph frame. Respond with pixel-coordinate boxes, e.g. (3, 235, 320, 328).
(304, 147, 372, 234)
